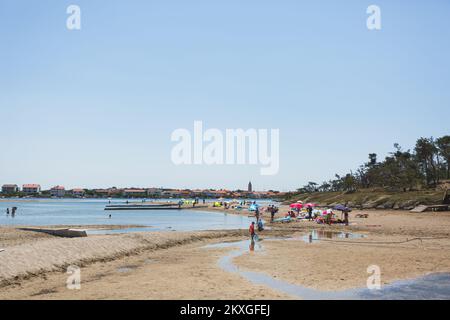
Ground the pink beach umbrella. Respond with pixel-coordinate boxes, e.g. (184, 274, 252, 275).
(290, 203, 303, 209)
(305, 203, 316, 207)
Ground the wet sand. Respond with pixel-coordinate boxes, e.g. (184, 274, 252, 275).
(1, 208, 450, 299)
(234, 233, 450, 291)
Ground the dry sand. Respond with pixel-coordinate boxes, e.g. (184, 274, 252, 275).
(0, 227, 54, 248)
(0, 225, 146, 248)
(1, 207, 450, 299)
(0, 229, 247, 287)
(0, 237, 292, 300)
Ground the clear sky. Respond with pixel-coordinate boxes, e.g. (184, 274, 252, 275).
(1, 0, 449, 191)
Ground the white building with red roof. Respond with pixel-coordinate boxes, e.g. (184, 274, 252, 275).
(50, 185, 66, 197)
(2, 184, 18, 194)
(71, 188, 85, 197)
(22, 184, 41, 194)
(123, 189, 147, 197)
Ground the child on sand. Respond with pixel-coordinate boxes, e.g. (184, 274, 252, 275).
(249, 222, 256, 241)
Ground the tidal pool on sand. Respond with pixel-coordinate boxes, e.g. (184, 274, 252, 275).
(205, 237, 450, 300)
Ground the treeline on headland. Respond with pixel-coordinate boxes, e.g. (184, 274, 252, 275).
(298, 135, 450, 193)
(283, 135, 450, 210)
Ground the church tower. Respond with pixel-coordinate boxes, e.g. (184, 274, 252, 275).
(248, 181, 253, 192)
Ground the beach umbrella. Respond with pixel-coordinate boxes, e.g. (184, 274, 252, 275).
(305, 203, 316, 207)
(334, 204, 352, 212)
(290, 203, 303, 209)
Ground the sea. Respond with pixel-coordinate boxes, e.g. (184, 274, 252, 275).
(0, 198, 268, 234)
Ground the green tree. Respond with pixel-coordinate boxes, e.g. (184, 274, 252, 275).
(368, 153, 377, 167)
(342, 173, 356, 191)
(415, 137, 439, 185)
(319, 181, 331, 192)
(436, 136, 450, 179)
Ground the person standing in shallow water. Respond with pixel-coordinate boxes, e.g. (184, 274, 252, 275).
(249, 239, 255, 251)
(249, 222, 256, 241)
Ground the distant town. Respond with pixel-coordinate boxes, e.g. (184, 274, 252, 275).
(0, 182, 287, 199)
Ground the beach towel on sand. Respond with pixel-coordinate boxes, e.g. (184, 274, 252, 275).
(273, 216, 291, 223)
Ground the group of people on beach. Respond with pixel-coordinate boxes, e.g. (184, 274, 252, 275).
(249, 203, 272, 244)
(286, 207, 350, 226)
(247, 202, 352, 243)
(286, 206, 314, 221)
(267, 205, 279, 222)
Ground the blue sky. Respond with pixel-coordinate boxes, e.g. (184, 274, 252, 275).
(1, 0, 449, 191)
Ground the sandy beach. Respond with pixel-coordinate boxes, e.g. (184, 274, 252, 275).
(1, 206, 450, 299)
(199, 204, 450, 237)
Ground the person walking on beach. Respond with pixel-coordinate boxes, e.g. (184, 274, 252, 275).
(255, 207, 260, 222)
(326, 209, 332, 225)
(249, 238, 255, 251)
(6, 208, 9, 215)
(344, 210, 349, 226)
(249, 222, 256, 241)
(271, 206, 279, 222)
(307, 206, 313, 221)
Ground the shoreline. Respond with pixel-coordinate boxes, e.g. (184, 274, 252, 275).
(1, 206, 450, 299)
